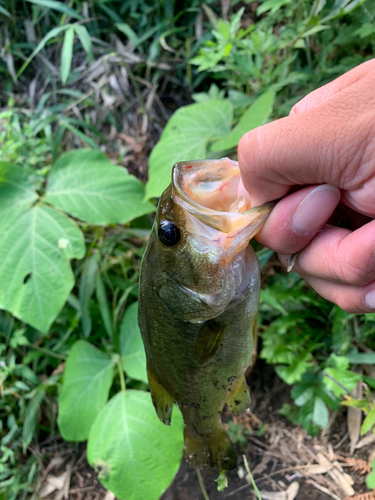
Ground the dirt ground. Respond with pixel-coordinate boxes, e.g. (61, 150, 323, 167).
(35, 361, 375, 500)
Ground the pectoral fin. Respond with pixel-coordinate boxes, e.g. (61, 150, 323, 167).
(147, 364, 174, 425)
(226, 376, 251, 415)
(195, 320, 227, 365)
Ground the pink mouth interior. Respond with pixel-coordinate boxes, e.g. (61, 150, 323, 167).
(174, 158, 249, 214)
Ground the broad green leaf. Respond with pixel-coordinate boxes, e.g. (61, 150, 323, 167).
(79, 253, 99, 337)
(120, 302, 147, 383)
(87, 390, 184, 500)
(45, 150, 155, 224)
(0, 163, 37, 218)
(313, 397, 329, 429)
(211, 91, 275, 151)
(146, 100, 233, 199)
(0, 205, 85, 332)
(26, 0, 82, 19)
(58, 340, 114, 441)
(60, 27, 74, 85)
(361, 406, 375, 435)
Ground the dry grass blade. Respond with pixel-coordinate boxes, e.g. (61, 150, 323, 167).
(316, 452, 355, 496)
(348, 379, 363, 455)
(356, 435, 375, 450)
(306, 479, 342, 500)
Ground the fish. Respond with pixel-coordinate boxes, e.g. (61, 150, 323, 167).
(138, 158, 272, 470)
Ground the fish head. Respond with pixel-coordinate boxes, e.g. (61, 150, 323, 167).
(150, 158, 272, 323)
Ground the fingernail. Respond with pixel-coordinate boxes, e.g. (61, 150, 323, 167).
(292, 185, 340, 233)
(365, 290, 375, 310)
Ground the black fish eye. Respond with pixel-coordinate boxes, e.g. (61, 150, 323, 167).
(158, 220, 181, 247)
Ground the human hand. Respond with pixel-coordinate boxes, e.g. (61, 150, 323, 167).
(237, 58, 375, 313)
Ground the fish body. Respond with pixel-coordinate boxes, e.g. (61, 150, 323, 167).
(138, 158, 272, 470)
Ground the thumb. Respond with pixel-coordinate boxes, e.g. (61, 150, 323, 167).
(237, 110, 334, 206)
(237, 59, 375, 207)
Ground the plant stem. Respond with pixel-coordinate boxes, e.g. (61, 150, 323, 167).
(29, 344, 67, 361)
(117, 357, 126, 392)
(196, 468, 210, 500)
(243, 455, 262, 500)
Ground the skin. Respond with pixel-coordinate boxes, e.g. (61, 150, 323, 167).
(237, 58, 375, 313)
(138, 160, 271, 469)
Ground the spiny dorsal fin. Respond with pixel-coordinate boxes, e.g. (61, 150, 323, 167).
(195, 320, 227, 365)
(147, 364, 174, 425)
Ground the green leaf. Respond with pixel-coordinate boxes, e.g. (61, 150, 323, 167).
(0, 5, 12, 17)
(115, 23, 140, 45)
(257, 0, 291, 15)
(361, 406, 375, 435)
(0, 162, 37, 217)
(347, 352, 375, 364)
(87, 390, 184, 500)
(22, 390, 45, 452)
(215, 470, 228, 491)
(120, 302, 147, 383)
(58, 340, 114, 441)
(145, 100, 233, 199)
(324, 355, 361, 397)
(58, 118, 98, 149)
(26, 0, 82, 18)
(79, 253, 99, 337)
(322, 0, 367, 22)
(366, 468, 375, 489)
(60, 27, 74, 85)
(211, 91, 275, 151)
(313, 397, 329, 429)
(0, 205, 85, 332)
(74, 25, 94, 62)
(45, 150, 155, 225)
(17, 25, 71, 77)
(95, 274, 114, 340)
(276, 351, 314, 384)
(260, 289, 288, 316)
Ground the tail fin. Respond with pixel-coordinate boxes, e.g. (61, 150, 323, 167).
(184, 426, 237, 470)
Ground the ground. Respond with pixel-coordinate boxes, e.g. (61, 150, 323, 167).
(36, 361, 374, 500)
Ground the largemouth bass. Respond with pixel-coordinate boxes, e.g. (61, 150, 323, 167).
(138, 158, 272, 470)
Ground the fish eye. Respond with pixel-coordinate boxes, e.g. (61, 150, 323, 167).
(158, 220, 181, 247)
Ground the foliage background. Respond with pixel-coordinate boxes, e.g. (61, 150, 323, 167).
(1, 0, 375, 498)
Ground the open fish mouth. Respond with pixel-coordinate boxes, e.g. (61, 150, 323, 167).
(172, 158, 273, 253)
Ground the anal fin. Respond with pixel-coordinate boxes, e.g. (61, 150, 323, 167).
(147, 364, 174, 425)
(226, 376, 251, 415)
